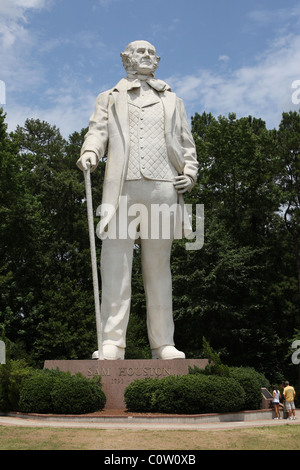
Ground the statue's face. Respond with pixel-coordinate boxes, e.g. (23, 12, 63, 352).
(122, 40, 160, 76)
(130, 41, 157, 75)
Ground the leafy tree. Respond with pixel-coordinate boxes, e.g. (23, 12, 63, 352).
(277, 111, 300, 297)
(0, 114, 102, 364)
(0, 107, 299, 384)
(171, 111, 299, 380)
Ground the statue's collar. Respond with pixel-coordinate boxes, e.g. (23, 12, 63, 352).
(113, 76, 172, 93)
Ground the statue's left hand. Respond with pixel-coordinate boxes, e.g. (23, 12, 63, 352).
(173, 175, 194, 194)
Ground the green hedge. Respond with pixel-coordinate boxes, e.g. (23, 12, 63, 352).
(0, 360, 32, 412)
(228, 367, 269, 410)
(18, 368, 106, 414)
(124, 374, 246, 414)
(123, 377, 161, 413)
(189, 364, 270, 411)
(125, 365, 271, 414)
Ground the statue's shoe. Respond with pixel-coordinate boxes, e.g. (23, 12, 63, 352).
(92, 345, 125, 360)
(151, 345, 185, 360)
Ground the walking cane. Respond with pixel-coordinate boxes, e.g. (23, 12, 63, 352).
(83, 163, 104, 360)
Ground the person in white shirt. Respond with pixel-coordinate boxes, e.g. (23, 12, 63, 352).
(272, 385, 281, 419)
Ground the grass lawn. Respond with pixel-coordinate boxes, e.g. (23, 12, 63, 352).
(0, 424, 299, 450)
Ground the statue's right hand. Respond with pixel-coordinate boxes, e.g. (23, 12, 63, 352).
(76, 151, 98, 172)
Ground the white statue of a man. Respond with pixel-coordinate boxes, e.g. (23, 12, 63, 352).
(77, 41, 199, 360)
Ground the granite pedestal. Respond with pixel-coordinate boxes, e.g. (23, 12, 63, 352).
(44, 358, 208, 410)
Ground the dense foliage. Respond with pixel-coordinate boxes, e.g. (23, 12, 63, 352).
(189, 363, 270, 411)
(229, 367, 269, 410)
(0, 361, 106, 414)
(0, 360, 31, 411)
(18, 368, 106, 414)
(125, 359, 271, 414)
(124, 374, 246, 414)
(0, 107, 299, 384)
